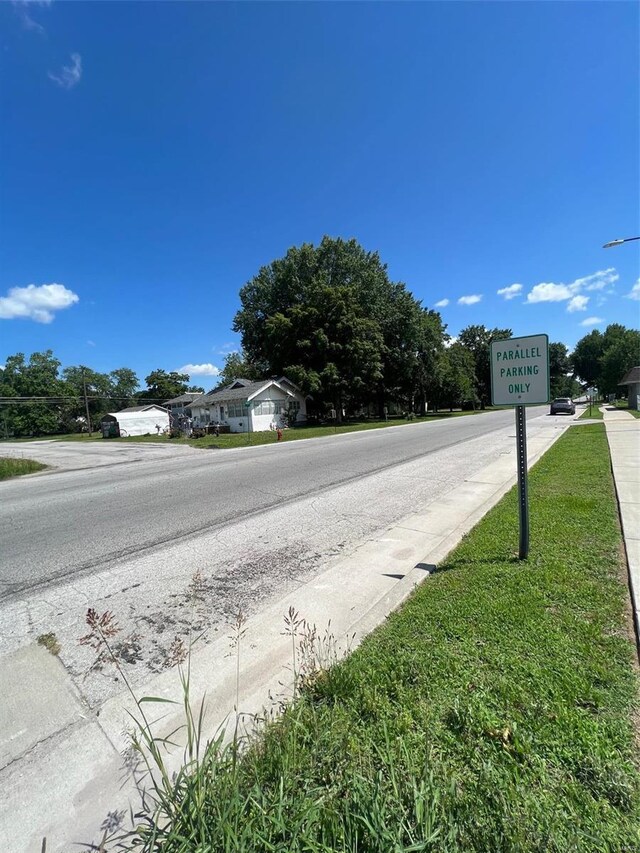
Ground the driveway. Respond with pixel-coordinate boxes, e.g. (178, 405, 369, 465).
(0, 438, 203, 471)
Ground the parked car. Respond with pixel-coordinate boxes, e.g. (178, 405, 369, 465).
(550, 397, 576, 415)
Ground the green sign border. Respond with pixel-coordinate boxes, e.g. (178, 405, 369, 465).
(490, 333, 550, 407)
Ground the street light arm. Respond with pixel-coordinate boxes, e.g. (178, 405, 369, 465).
(603, 236, 640, 248)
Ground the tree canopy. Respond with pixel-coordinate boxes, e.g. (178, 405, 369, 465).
(571, 324, 640, 395)
(456, 325, 512, 408)
(138, 370, 204, 403)
(234, 236, 449, 419)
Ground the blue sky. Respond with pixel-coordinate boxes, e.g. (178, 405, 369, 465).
(1, 1, 638, 387)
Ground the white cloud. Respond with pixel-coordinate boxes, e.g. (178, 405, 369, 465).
(444, 336, 458, 348)
(526, 282, 573, 303)
(579, 316, 604, 327)
(457, 294, 482, 305)
(48, 53, 82, 89)
(573, 268, 618, 292)
(178, 363, 221, 377)
(567, 295, 589, 313)
(0, 283, 79, 323)
(87, 340, 96, 347)
(12, 1, 50, 34)
(496, 283, 523, 300)
(526, 267, 619, 306)
(434, 298, 449, 307)
(626, 279, 640, 301)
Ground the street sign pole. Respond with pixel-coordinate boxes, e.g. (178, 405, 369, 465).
(490, 333, 549, 561)
(244, 400, 251, 444)
(515, 405, 529, 559)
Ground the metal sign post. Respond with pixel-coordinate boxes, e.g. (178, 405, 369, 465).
(244, 400, 251, 444)
(515, 405, 529, 559)
(490, 334, 549, 561)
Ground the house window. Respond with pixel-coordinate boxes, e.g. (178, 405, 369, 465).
(254, 400, 277, 415)
(228, 402, 244, 418)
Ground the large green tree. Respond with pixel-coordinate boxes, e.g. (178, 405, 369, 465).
(234, 237, 433, 420)
(138, 370, 204, 403)
(457, 325, 512, 408)
(548, 342, 580, 398)
(412, 309, 448, 415)
(430, 342, 477, 411)
(0, 350, 67, 436)
(571, 330, 603, 387)
(110, 368, 139, 407)
(571, 324, 640, 395)
(215, 351, 263, 388)
(597, 324, 640, 395)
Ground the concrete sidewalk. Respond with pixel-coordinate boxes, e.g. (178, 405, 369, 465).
(0, 410, 619, 852)
(602, 406, 640, 641)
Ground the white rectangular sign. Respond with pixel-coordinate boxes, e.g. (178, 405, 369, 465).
(490, 334, 549, 406)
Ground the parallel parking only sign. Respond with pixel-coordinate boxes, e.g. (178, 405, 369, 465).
(490, 334, 550, 406)
(490, 333, 550, 559)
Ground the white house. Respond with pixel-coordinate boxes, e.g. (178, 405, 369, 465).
(162, 393, 201, 418)
(102, 405, 170, 437)
(190, 377, 307, 433)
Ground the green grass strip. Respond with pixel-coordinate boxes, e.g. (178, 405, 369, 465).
(0, 456, 46, 480)
(579, 404, 604, 420)
(134, 425, 640, 852)
(614, 402, 640, 420)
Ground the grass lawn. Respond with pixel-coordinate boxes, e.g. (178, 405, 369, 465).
(579, 403, 604, 420)
(0, 456, 46, 480)
(0, 409, 506, 449)
(138, 424, 640, 851)
(614, 401, 640, 420)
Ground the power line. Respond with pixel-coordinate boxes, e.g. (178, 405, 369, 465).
(0, 396, 172, 403)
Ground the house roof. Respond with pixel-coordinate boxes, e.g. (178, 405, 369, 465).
(163, 393, 201, 405)
(619, 366, 640, 386)
(191, 378, 299, 408)
(113, 405, 169, 414)
(191, 381, 269, 407)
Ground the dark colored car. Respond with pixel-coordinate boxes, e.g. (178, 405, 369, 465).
(550, 397, 576, 415)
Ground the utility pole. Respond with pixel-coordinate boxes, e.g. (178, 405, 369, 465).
(82, 368, 92, 437)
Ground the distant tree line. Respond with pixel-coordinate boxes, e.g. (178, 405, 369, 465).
(2, 237, 637, 437)
(0, 356, 203, 438)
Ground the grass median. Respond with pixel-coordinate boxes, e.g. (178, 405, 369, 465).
(129, 423, 639, 852)
(579, 404, 604, 420)
(0, 456, 46, 480)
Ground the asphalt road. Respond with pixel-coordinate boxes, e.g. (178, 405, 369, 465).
(1, 407, 550, 599)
